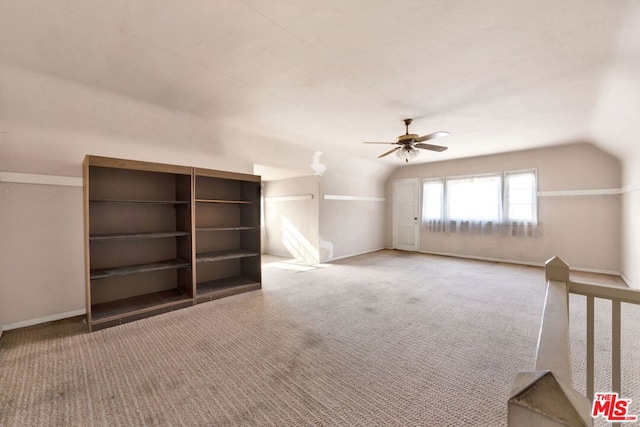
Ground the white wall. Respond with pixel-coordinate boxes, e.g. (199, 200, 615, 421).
(385, 143, 622, 272)
(0, 181, 85, 327)
(263, 176, 320, 262)
(622, 161, 640, 289)
(318, 157, 390, 262)
(590, 60, 640, 287)
(261, 156, 393, 264)
(588, 1, 640, 288)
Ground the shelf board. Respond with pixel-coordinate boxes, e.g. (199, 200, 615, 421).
(90, 231, 191, 241)
(90, 199, 189, 204)
(196, 249, 259, 263)
(196, 276, 261, 301)
(196, 227, 256, 232)
(90, 259, 191, 280)
(91, 288, 192, 324)
(195, 199, 252, 204)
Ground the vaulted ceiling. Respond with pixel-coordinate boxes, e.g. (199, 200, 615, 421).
(1, 0, 639, 177)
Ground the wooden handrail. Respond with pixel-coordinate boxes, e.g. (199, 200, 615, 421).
(568, 279, 640, 423)
(508, 257, 592, 426)
(510, 256, 640, 427)
(568, 280, 640, 304)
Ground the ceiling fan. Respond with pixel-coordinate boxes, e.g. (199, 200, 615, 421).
(364, 118, 450, 163)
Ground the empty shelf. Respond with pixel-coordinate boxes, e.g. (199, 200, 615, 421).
(90, 199, 189, 204)
(196, 227, 256, 232)
(195, 199, 252, 204)
(90, 231, 191, 241)
(196, 276, 261, 301)
(90, 259, 191, 280)
(91, 289, 192, 323)
(196, 249, 259, 263)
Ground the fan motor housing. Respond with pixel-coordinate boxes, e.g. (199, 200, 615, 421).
(397, 134, 419, 143)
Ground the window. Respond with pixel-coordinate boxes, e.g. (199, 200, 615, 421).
(505, 170, 537, 223)
(422, 178, 444, 220)
(421, 169, 538, 236)
(446, 174, 502, 222)
(422, 178, 445, 232)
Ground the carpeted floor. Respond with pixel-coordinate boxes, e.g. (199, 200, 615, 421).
(1, 250, 639, 426)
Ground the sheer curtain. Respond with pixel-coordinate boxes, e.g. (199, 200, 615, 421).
(445, 174, 503, 234)
(422, 174, 503, 234)
(421, 170, 540, 237)
(504, 170, 539, 237)
(422, 178, 444, 232)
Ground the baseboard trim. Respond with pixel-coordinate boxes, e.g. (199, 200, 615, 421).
(571, 266, 621, 276)
(417, 250, 620, 276)
(326, 247, 386, 262)
(2, 308, 86, 332)
(418, 250, 541, 268)
(266, 247, 386, 264)
(262, 250, 294, 258)
(262, 251, 319, 264)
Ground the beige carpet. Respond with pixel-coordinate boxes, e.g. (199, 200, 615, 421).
(1, 250, 639, 426)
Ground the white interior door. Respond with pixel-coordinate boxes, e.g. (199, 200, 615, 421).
(393, 178, 420, 251)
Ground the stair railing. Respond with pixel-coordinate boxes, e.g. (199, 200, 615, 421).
(508, 256, 640, 427)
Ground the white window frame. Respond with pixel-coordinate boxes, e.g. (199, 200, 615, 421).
(503, 169, 538, 225)
(421, 168, 539, 236)
(421, 177, 445, 232)
(422, 177, 445, 220)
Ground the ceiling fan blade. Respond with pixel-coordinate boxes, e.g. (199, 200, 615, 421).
(363, 141, 397, 145)
(415, 131, 450, 142)
(415, 143, 448, 152)
(378, 147, 401, 158)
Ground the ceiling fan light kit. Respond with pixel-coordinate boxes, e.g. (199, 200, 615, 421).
(363, 118, 450, 163)
(396, 146, 420, 163)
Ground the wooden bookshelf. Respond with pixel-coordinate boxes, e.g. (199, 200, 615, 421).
(83, 156, 262, 331)
(84, 156, 194, 331)
(193, 168, 261, 303)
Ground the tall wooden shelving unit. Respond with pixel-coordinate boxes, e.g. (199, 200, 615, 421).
(194, 168, 261, 303)
(83, 156, 261, 331)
